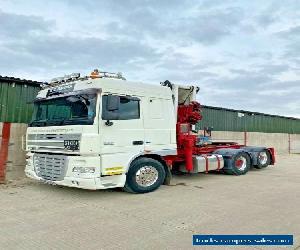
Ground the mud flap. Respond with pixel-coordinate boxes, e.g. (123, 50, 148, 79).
(163, 166, 172, 185)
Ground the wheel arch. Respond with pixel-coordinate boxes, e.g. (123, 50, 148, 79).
(128, 153, 171, 185)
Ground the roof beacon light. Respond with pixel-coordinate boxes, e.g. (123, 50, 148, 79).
(90, 69, 100, 79)
(90, 69, 126, 80)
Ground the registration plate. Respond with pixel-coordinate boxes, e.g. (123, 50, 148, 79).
(64, 140, 79, 150)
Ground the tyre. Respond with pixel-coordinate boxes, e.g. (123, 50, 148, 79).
(225, 152, 251, 175)
(123, 158, 166, 194)
(254, 150, 271, 169)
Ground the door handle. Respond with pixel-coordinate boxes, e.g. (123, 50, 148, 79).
(132, 140, 144, 145)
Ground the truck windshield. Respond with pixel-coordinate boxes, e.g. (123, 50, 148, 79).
(29, 94, 97, 127)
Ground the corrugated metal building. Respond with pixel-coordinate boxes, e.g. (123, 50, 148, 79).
(0, 76, 42, 182)
(0, 76, 41, 123)
(197, 105, 300, 134)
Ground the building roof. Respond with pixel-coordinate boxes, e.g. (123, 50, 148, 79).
(0, 75, 43, 87)
(202, 105, 300, 121)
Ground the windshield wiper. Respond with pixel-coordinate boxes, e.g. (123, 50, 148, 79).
(29, 120, 47, 127)
(44, 118, 68, 126)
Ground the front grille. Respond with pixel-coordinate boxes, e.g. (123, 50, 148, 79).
(33, 154, 67, 181)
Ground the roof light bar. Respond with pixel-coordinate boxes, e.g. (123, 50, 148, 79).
(42, 69, 126, 89)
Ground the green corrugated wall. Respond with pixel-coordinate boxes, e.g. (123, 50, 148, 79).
(196, 106, 300, 134)
(0, 82, 40, 123)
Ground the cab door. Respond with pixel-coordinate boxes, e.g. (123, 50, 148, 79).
(99, 94, 144, 174)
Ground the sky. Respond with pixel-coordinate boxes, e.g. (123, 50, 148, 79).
(0, 0, 300, 117)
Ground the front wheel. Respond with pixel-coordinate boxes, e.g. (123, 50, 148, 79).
(123, 158, 166, 194)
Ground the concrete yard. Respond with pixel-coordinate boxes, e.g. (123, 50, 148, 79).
(0, 155, 299, 250)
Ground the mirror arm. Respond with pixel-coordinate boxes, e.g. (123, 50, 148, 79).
(105, 120, 113, 126)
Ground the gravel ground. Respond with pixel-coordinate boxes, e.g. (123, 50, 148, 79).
(0, 155, 299, 250)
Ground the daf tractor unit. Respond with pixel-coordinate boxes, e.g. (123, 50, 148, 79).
(25, 70, 275, 193)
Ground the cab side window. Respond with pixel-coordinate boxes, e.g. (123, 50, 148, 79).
(102, 95, 140, 120)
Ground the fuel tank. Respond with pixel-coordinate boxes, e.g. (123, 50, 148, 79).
(179, 154, 224, 173)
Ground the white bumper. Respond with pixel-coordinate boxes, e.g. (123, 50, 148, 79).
(25, 153, 126, 190)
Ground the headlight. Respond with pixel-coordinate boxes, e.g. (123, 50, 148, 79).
(72, 167, 95, 173)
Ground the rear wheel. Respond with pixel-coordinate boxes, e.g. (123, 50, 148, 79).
(123, 158, 166, 194)
(254, 150, 271, 169)
(225, 152, 251, 175)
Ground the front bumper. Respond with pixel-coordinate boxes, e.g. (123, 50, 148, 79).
(25, 153, 126, 190)
(25, 169, 100, 189)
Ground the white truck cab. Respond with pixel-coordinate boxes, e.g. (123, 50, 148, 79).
(25, 71, 188, 192)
